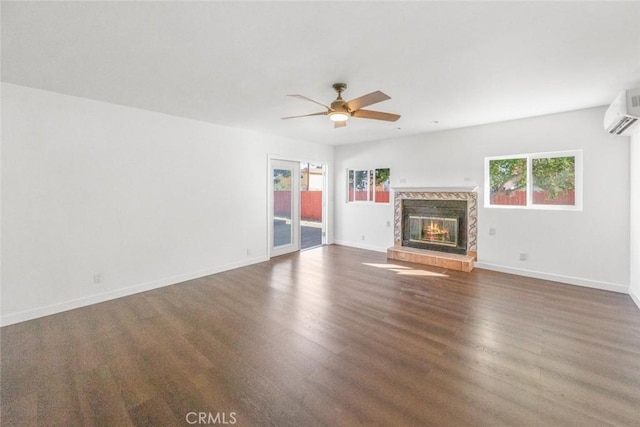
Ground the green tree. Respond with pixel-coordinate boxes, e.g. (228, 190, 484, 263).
(375, 168, 390, 186)
(489, 158, 527, 194)
(355, 170, 368, 191)
(274, 169, 291, 191)
(532, 156, 575, 198)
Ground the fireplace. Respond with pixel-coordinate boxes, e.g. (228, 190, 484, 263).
(391, 187, 478, 259)
(402, 199, 468, 255)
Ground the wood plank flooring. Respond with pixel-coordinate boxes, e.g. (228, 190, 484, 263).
(2, 245, 640, 426)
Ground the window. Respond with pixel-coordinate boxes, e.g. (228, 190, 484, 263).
(487, 157, 528, 206)
(485, 151, 582, 210)
(348, 168, 390, 203)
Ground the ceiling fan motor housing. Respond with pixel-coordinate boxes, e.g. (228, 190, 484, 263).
(330, 83, 350, 113)
(330, 99, 350, 113)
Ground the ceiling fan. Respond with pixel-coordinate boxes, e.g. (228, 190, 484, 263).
(282, 83, 400, 128)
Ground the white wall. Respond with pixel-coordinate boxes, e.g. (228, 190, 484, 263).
(1, 83, 333, 325)
(335, 107, 630, 293)
(630, 132, 640, 308)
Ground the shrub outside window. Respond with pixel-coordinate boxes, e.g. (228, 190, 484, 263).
(485, 151, 582, 210)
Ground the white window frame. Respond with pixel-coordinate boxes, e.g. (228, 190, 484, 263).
(484, 150, 583, 211)
(347, 168, 391, 204)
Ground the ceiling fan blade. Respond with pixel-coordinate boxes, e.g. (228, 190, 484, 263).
(287, 94, 330, 110)
(352, 109, 400, 122)
(346, 91, 390, 111)
(334, 120, 347, 128)
(281, 111, 328, 120)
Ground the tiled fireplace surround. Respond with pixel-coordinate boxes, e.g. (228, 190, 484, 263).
(388, 187, 478, 272)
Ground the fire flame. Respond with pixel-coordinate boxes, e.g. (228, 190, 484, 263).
(424, 220, 449, 241)
(426, 220, 441, 233)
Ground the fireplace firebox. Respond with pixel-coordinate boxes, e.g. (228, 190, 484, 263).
(402, 199, 467, 255)
(409, 216, 459, 247)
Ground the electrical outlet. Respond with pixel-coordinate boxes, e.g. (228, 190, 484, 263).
(361, 235, 366, 241)
(386, 221, 391, 227)
(246, 248, 252, 256)
(489, 228, 496, 236)
(519, 253, 528, 261)
(93, 273, 102, 284)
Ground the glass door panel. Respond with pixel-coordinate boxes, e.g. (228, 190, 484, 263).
(300, 162, 325, 250)
(270, 160, 300, 257)
(273, 168, 293, 248)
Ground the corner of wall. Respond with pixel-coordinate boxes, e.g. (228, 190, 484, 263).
(332, 240, 389, 254)
(630, 286, 640, 311)
(630, 131, 640, 310)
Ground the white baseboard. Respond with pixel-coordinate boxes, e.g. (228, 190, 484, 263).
(334, 243, 630, 294)
(333, 240, 389, 253)
(0, 256, 269, 327)
(475, 262, 629, 294)
(630, 286, 640, 310)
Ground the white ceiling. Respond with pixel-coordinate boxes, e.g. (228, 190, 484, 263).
(2, 1, 639, 145)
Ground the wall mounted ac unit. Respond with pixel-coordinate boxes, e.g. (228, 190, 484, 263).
(604, 88, 640, 136)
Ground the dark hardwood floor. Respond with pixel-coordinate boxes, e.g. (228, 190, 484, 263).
(2, 245, 640, 426)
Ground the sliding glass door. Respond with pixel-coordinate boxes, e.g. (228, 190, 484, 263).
(270, 160, 300, 257)
(300, 162, 324, 250)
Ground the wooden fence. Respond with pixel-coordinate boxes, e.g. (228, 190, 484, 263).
(491, 190, 575, 206)
(274, 189, 391, 220)
(274, 190, 323, 220)
(350, 191, 390, 203)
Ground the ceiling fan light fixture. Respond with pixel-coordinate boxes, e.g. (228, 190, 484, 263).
(329, 111, 350, 122)
(283, 83, 400, 127)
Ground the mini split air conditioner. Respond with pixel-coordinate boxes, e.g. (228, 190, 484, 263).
(604, 88, 640, 136)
